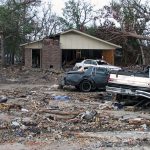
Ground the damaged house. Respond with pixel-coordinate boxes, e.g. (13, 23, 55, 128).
(21, 29, 121, 69)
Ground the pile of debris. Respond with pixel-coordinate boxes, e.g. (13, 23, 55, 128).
(0, 85, 150, 148)
(0, 66, 64, 84)
(0, 66, 150, 149)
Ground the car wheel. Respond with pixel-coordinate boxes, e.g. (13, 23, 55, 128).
(79, 80, 92, 92)
(91, 84, 96, 91)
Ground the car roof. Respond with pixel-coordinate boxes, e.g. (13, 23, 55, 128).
(83, 59, 107, 63)
(83, 59, 95, 61)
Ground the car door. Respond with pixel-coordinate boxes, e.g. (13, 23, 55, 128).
(92, 67, 109, 87)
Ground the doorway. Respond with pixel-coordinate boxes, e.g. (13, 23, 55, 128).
(32, 49, 40, 68)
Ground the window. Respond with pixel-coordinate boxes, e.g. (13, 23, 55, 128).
(96, 67, 107, 74)
(84, 60, 92, 64)
(91, 60, 97, 65)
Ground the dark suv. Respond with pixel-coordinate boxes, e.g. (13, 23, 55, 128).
(62, 66, 110, 92)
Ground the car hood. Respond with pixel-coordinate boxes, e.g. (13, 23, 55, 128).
(67, 71, 84, 74)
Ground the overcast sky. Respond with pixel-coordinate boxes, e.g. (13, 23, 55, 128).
(42, 0, 111, 15)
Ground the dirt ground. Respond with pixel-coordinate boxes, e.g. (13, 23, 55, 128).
(0, 66, 150, 150)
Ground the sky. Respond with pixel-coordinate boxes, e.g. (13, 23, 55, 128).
(42, 0, 111, 15)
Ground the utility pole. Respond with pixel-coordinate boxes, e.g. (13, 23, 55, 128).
(0, 31, 4, 66)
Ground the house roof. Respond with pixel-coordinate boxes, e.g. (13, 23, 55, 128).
(20, 29, 122, 49)
(61, 29, 122, 49)
(20, 39, 43, 47)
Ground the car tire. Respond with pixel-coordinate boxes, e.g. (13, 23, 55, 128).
(91, 84, 96, 91)
(79, 80, 92, 92)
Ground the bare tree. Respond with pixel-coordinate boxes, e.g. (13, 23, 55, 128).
(62, 0, 95, 30)
(95, 0, 150, 65)
(31, 2, 62, 40)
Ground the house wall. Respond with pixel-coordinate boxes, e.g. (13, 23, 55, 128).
(24, 48, 32, 68)
(102, 50, 114, 65)
(42, 39, 61, 69)
(60, 32, 117, 50)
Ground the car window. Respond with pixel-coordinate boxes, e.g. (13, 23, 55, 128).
(84, 60, 92, 64)
(96, 67, 107, 74)
(91, 60, 97, 65)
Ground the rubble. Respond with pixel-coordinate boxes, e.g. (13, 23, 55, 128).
(0, 96, 7, 103)
(0, 66, 63, 85)
(52, 95, 70, 101)
(0, 66, 150, 149)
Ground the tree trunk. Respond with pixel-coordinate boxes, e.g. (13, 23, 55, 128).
(137, 39, 145, 65)
(0, 32, 5, 66)
(10, 51, 15, 65)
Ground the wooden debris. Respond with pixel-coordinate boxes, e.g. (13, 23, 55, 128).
(0, 103, 22, 111)
(38, 109, 81, 116)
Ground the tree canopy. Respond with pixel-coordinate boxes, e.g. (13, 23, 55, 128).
(0, 0, 40, 64)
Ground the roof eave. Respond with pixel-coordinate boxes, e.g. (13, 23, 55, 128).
(20, 39, 43, 47)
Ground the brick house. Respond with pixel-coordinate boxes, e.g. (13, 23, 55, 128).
(21, 29, 121, 69)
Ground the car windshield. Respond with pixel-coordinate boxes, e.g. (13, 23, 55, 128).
(84, 60, 92, 64)
(97, 60, 108, 65)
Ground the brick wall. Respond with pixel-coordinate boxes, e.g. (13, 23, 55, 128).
(23, 39, 61, 69)
(42, 39, 61, 69)
(25, 48, 32, 68)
